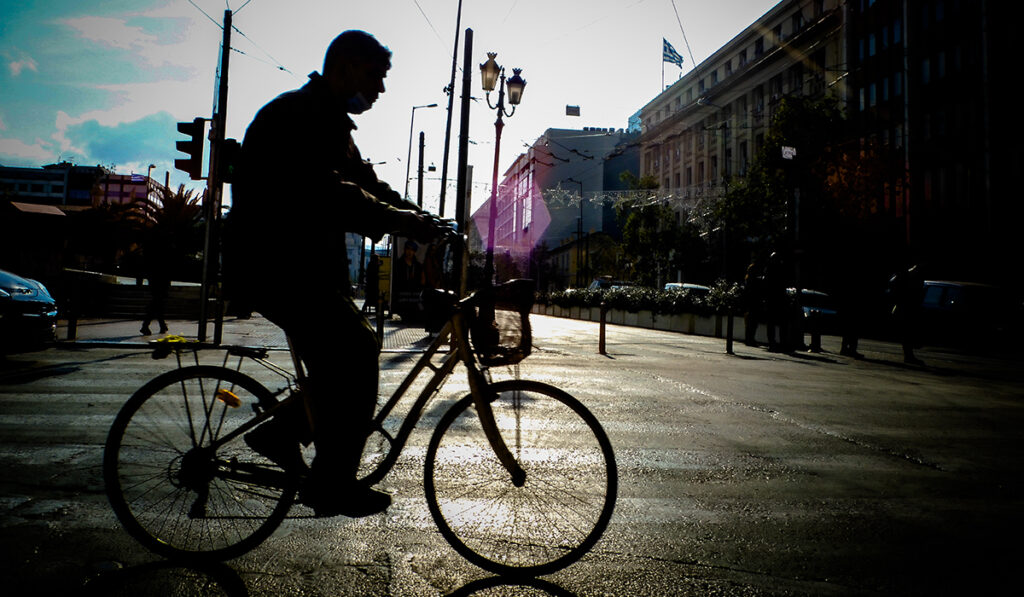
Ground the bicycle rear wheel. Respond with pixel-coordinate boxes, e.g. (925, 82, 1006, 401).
(424, 379, 617, 575)
(104, 366, 297, 561)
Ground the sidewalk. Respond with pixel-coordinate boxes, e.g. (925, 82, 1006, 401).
(56, 312, 433, 352)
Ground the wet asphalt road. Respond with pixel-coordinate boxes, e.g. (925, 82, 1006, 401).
(1, 315, 1022, 595)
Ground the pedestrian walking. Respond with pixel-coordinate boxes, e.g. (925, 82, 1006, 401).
(742, 260, 763, 346)
(890, 264, 925, 365)
(139, 246, 171, 336)
(762, 252, 790, 352)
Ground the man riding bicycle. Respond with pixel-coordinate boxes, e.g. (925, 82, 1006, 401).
(225, 30, 438, 517)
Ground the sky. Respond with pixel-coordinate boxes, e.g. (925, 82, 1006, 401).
(0, 0, 780, 215)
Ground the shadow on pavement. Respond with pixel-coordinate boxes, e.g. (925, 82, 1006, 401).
(83, 559, 248, 597)
(446, 574, 577, 596)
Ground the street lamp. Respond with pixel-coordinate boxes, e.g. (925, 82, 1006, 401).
(405, 103, 438, 200)
(480, 52, 526, 283)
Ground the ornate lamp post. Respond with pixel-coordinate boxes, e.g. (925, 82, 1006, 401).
(566, 177, 586, 286)
(480, 52, 526, 283)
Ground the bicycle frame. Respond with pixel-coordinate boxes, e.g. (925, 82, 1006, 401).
(196, 288, 526, 488)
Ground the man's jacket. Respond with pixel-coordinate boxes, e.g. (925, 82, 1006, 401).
(226, 72, 418, 297)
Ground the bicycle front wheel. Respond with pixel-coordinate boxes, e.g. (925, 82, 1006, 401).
(104, 366, 297, 561)
(424, 379, 617, 575)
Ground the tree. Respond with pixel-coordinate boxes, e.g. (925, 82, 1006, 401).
(713, 95, 900, 285)
(65, 201, 137, 273)
(129, 184, 205, 281)
(614, 171, 698, 287)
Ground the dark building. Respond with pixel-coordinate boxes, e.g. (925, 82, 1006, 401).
(846, 0, 1015, 282)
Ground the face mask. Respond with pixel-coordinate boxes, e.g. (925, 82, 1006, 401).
(346, 92, 372, 114)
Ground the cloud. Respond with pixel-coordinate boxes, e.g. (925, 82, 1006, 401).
(59, 15, 158, 52)
(62, 110, 179, 167)
(56, 13, 204, 77)
(0, 136, 53, 164)
(4, 49, 39, 76)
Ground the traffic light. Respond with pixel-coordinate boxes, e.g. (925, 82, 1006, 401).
(218, 138, 241, 183)
(174, 118, 206, 180)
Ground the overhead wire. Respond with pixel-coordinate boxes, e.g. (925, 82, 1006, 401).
(669, 0, 696, 66)
(230, 23, 297, 77)
(186, 0, 223, 29)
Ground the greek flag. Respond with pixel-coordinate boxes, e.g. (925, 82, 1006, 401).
(663, 38, 684, 67)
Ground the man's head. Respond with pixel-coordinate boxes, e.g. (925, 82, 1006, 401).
(323, 30, 392, 114)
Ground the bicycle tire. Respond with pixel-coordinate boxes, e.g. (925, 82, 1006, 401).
(424, 379, 617, 575)
(104, 365, 297, 561)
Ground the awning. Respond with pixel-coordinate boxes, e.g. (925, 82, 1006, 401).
(9, 201, 66, 216)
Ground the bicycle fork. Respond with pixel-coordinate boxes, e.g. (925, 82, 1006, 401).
(451, 313, 527, 487)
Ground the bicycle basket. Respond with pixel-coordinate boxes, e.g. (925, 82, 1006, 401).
(470, 279, 534, 367)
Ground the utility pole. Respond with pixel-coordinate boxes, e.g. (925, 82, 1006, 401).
(438, 0, 464, 219)
(455, 28, 473, 295)
(417, 131, 425, 209)
(198, 9, 231, 344)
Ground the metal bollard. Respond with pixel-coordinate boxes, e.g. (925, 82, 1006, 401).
(598, 301, 607, 355)
(726, 311, 734, 355)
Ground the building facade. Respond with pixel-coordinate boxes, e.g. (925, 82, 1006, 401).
(638, 0, 845, 207)
(638, 0, 1016, 285)
(474, 127, 640, 289)
(846, 0, 1015, 281)
(2, 162, 171, 280)
(1, 162, 167, 212)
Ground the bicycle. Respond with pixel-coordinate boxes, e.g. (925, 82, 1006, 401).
(103, 235, 618, 577)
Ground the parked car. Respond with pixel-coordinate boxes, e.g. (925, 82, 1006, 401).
(588, 277, 636, 291)
(0, 269, 58, 351)
(919, 280, 1019, 346)
(787, 288, 839, 333)
(664, 282, 711, 296)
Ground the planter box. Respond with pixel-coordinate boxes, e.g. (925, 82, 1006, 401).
(693, 315, 717, 336)
(666, 313, 691, 333)
(534, 303, 749, 342)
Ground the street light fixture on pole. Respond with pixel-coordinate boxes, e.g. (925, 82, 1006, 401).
(480, 52, 526, 284)
(405, 103, 437, 200)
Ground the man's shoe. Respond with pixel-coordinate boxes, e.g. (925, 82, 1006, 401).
(244, 428, 308, 474)
(300, 482, 391, 518)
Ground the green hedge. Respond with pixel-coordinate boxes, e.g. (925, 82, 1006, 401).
(539, 280, 741, 315)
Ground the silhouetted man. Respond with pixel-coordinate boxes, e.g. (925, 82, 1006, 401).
(226, 30, 437, 517)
